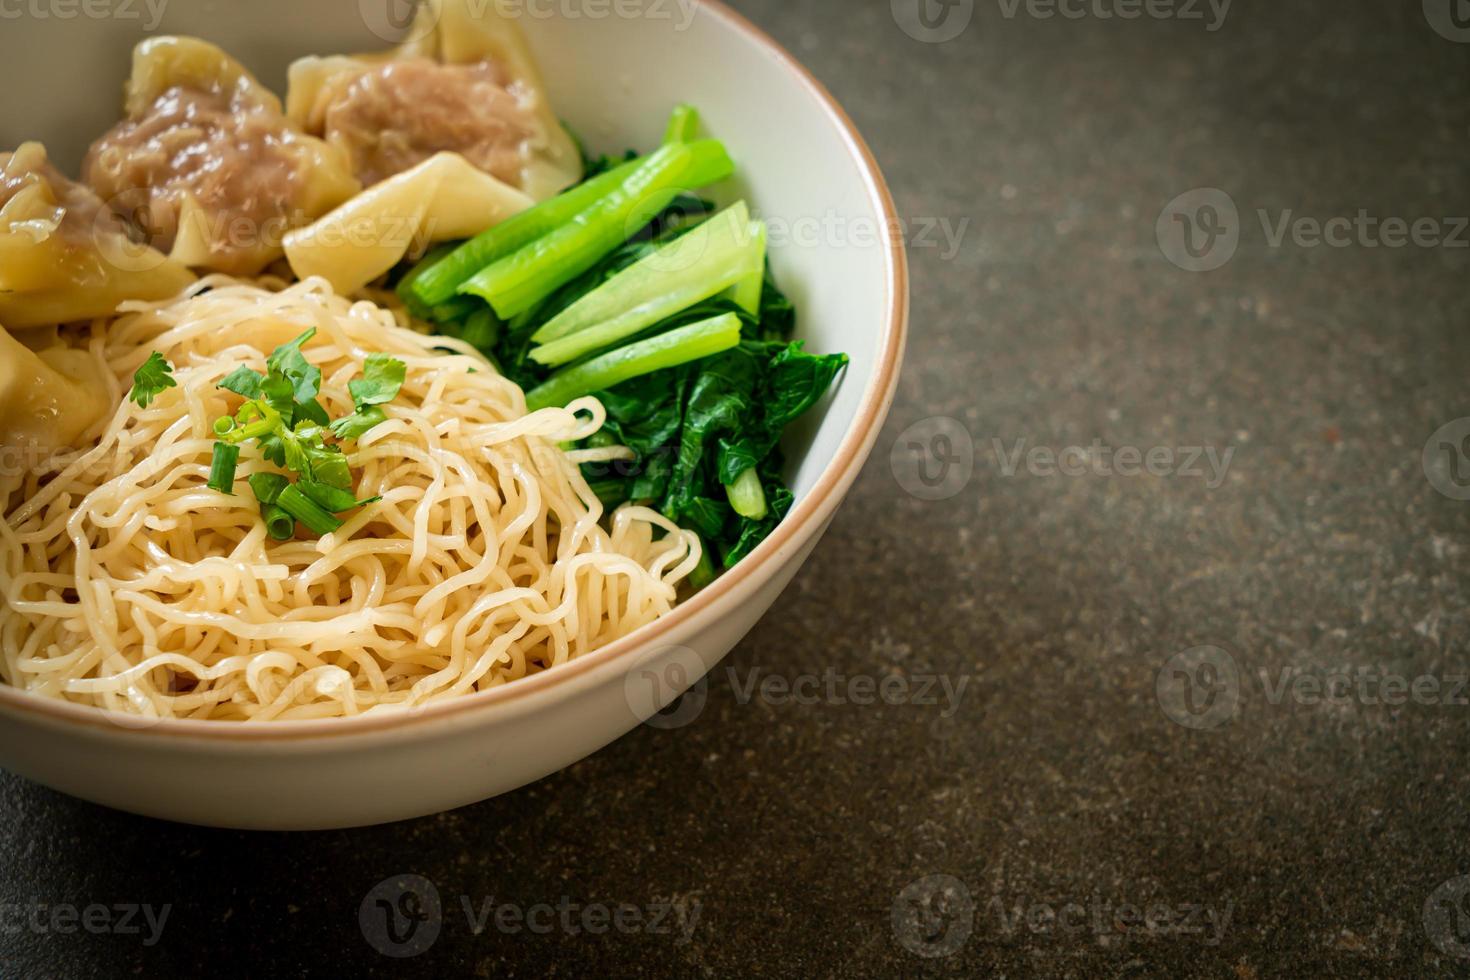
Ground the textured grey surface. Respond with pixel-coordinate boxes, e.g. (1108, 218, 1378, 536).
(4, 1, 1470, 977)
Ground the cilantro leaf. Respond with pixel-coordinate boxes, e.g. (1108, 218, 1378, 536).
(348, 354, 407, 408)
(266, 329, 322, 406)
(330, 406, 388, 441)
(129, 352, 177, 408)
(217, 366, 264, 400)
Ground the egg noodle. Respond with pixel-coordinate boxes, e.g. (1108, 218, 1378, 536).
(0, 276, 700, 721)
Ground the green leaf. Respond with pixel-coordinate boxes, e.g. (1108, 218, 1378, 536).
(248, 472, 289, 505)
(348, 354, 407, 408)
(266, 328, 321, 405)
(329, 406, 388, 441)
(293, 397, 332, 428)
(128, 352, 176, 408)
(304, 442, 352, 490)
(217, 366, 264, 400)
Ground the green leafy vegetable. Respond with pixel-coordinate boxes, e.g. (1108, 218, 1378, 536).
(405, 154, 650, 309)
(524, 313, 742, 412)
(129, 352, 177, 408)
(528, 202, 762, 367)
(664, 104, 700, 143)
(461, 138, 736, 319)
(419, 106, 847, 578)
(725, 466, 767, 520)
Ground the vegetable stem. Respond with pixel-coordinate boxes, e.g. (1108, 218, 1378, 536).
(206, 443, 240, 494)
(525, 313, 742, 411)
(528, 202, 759, 367)
(725, 466, 768, 520)
(275, 484, 344, 536)
(663, 104, 700, 143)
(461, 139, 735, 319)
(687, 534, 718, 592)
(730, 221, 768, 315)
(407, 156, 649, 308)
(261, 504, 296, 541)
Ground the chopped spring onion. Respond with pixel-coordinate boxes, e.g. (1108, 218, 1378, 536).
(275, 485, 343, 536)
(206, 443, 240, 494)
(261, 504, 296, 541)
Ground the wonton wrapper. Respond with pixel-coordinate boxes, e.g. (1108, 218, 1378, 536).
(0, 325, 110, 452)
(0, 142, 194, 329)
(286, 0, 582, 200)
(85, 37, 361, 276)
(284, 152, 532, 295)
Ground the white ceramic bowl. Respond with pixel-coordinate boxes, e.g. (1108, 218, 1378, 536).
(0, 1, 907, 829)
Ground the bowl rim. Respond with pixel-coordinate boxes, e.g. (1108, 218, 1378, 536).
(0, 0, 910, 742)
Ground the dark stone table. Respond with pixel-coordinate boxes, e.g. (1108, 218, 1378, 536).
(5, 1, 1469, 976)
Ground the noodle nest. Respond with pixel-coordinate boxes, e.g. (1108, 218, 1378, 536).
(0, 276, 699, 721)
